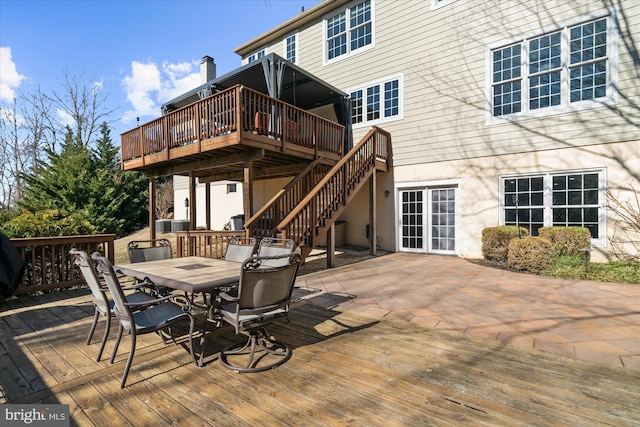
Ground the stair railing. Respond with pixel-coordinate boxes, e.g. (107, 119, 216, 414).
(277, 126, 391, 255)
(244, 160, 333, 239)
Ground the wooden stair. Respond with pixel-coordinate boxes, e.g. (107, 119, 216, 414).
(247, 127, 391, 260)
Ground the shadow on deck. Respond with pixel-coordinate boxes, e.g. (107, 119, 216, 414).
(1, 287, 639, 425)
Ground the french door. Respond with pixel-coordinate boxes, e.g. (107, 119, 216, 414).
(399, 186, 458, 254)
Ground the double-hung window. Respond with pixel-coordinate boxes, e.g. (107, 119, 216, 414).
(284, 33, 298, 64)
(350, 75, 402, 127)
(501, 170, 605, 244)
(325, 0, 373, 63)
(490, 11, 616, 120)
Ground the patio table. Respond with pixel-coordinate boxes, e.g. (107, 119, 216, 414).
(115, 256, 242, 366)
(116, 256, 240, 295)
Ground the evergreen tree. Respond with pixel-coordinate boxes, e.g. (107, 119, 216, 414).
(19, 124, 148, 236)
(20, 127, 94, 214)
(92, 122, 148, 234)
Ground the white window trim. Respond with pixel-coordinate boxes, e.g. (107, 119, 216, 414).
(498, 168, 607, 247)
(283, 31, 299, 65)
(395, 179, 461, 255)
(485, 9, 618, 125)
(322, 0, 375, 66)
(243, 47, 267, 66)
(348, 73, 404, 129)
(431, 0, 459, 11)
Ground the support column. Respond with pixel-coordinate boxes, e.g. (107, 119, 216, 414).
(369, 169, 377, 256)
(189, 173, 197, 230)
(243, 161, 254, 226)
(149, 177, 157, 241)
(326, 223, 336, 268)
(205, 182, 211, 230)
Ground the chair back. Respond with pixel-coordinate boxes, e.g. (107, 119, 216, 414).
(256, 238, 295, 267)
(70, 249, 110, 315)
(93, 254, 133, 330)
(127, 239, 172, 263)
(224, 237, 257, 263)
(236, 253, 301, 317)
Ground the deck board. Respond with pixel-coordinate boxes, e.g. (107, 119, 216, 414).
(1, 289, 639, 426)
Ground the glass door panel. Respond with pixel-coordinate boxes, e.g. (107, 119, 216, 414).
(399, 189, 425, 252)
(429, 188, 456, 254)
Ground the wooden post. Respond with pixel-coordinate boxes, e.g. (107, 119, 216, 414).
(149, 177, 157, 242)
(189, 173, 197, 230)
(243, 161, 254, 226)
(327, 223, 336, 268)
(205, 182, 211, 230)
(369, 169, 377, 256)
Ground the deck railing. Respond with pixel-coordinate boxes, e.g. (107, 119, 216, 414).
(175, 230, 246, 258)
(121, 85, 344, 165)
(10, 234, 115, 295)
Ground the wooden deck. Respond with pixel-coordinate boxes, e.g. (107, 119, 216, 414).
(1, 288, 639, 426)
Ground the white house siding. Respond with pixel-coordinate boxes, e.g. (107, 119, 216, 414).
(237, 0, 639, 258)
(394, 140, 640, 260)
(173, 176, 244, 230)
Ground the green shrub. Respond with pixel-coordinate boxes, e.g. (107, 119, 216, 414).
(482, 226, 529, 264)
(538, 226, 592, 258)
(507, 236, 555, 273)
(0, 209, 97, 238)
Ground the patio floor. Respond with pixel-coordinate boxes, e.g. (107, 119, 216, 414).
(298, 252, 640, 371)
(1, 252, 639, 425)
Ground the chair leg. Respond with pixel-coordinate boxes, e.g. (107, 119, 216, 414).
(111, 325, 124, 364)
(199, 314, 209, 367)
(187, 315, 196, 367)
(86, 309, 100, 345)
(120, 333, 137, 389)
(220, 328, 291, 373)
(95, 313, 111, 362)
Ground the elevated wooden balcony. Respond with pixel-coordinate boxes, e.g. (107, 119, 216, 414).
(120, 85, 345, 180)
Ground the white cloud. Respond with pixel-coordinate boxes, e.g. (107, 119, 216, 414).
(0, 106, 24, 127)
(56, 108, 75, 128)
(0, 46, 26, 101)
(121, 59, 200, 124)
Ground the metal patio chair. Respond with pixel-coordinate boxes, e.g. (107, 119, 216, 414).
(223, 237, 257, 263)
(217, 252, 301, 373)
(255, 237, 295, 267)
(127, 238, 173, 296)
(69, 249, 154, 362)
(93, 254, 196, 388)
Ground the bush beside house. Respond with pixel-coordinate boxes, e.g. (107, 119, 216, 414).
(483, 226, 592, 274)
(507, 236, 555, 273)
(481, 226, 529, 264)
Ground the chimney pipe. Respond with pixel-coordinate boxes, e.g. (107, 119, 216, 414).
(200, 56, 216, 84)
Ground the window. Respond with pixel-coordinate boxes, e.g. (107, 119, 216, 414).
(226, 183, 237, 194)
(349, 75, 402, 127)
(245, 49, 266, 64)
(325, 0, 373, 63)
(489, 12, 616, 120)
(501, 170, 604, 244)
(285, 33, 297, 64)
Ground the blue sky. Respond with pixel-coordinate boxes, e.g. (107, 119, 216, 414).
(0, 0, 320, 138)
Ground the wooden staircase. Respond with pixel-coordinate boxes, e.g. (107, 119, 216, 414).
(245, 126, 391, 260)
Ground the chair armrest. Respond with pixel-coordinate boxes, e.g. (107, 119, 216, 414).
(124, 294, 175, 308)
(218, 291, 239, 302)
(122, 282, 154, 291)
